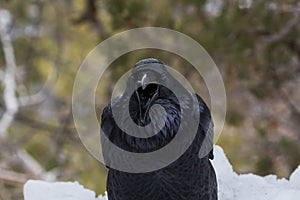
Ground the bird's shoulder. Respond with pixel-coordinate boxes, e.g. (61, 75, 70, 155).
(101, 96, 123, 118)
(193, 93, 213, 132)
(101, 96, 124, 136)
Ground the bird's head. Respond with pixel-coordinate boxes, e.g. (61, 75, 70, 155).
(127, 58, 168, 125)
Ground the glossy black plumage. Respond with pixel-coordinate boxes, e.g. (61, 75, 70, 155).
(101, 58, 217, 200)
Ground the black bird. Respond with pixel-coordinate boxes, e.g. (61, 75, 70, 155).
(101, 58, 217, 200)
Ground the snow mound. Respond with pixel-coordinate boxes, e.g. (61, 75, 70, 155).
(212, 146, 300, 200)
(23, 145, 300, 200)
(23, 180, 106, 200)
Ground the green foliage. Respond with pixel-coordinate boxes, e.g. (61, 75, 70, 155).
(226, 109, 245, 126)
(279, 137, 300, 172)
(26, 136, 58, 171)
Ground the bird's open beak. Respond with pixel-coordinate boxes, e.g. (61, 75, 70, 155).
(135, 74, 159, 125)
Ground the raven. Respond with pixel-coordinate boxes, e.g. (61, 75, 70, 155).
(101, 58, 217, 200)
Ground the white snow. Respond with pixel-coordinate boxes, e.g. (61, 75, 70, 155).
(23, 145, 300, 200)
(23, 181, 107, 200)
(212, 146, 300, 200)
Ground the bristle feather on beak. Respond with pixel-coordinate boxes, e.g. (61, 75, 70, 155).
(141, 73, 147, 90)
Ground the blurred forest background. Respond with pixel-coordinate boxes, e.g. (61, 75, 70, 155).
(0, 0, 299, 199)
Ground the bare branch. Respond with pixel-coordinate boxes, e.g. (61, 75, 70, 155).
(263, 10, 300, 43)
(0, 69, 4, 81)
(16, 150, 57, 181)
(0, 168, 30, 184)
(72, 0, 105, 37)
(16, 150, 44, 175)
(18, 66, 57, 107)
(0, 9, 57, 183)
(18, 90, 45, 107)
(0, 9, 18, 138)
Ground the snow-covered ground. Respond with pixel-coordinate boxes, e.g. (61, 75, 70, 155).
(212, 146, 300, 200)
(23, 145, 300, 200)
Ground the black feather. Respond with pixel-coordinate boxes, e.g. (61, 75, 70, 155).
(101, 58, 217, 200)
